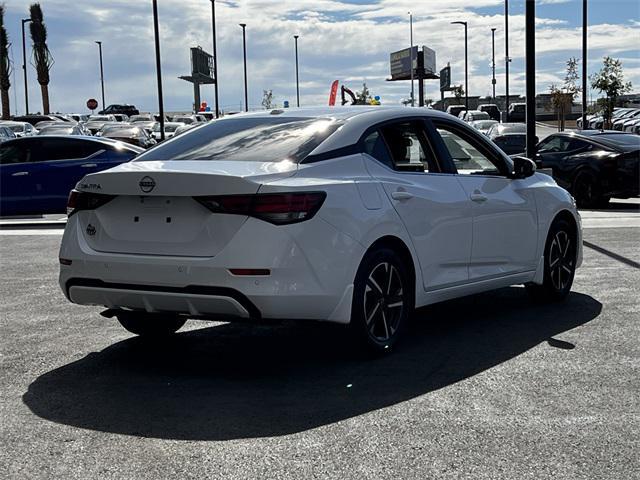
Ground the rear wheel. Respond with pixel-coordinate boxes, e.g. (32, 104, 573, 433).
(116, 311, 187, 337)
(526, 218, 576, 302)
(350, 248, 413, 354)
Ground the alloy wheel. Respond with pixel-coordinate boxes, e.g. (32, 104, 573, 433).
(548, 230, 574, 291)
(363, 262, 404, 342)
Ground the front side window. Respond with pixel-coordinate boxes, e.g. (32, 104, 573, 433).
(39, 139, 104, 161)
(538, 135, 571, 153)
(435, 124, 503, 176)
(136, 117, 342, 164)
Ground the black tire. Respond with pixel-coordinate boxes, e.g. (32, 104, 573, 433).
(350, 247, 414, 354)
(526, 218, 577, 302)
(572, 170, 603, 209)
(116, 311, 187, 337)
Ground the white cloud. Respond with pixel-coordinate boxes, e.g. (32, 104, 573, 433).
(2, 0, 638, 114)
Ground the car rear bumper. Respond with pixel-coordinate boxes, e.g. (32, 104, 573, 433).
(59, 214, 364, 324)
(65, 279, 260, 320)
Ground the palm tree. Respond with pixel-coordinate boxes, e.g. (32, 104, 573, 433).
(0, 5, 11, 120)
(29, 3, 54, 114)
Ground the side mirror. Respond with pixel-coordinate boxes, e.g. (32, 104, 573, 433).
(511, 156, 536, 179)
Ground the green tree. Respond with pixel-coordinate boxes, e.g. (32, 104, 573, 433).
(0, 4, 11, 120)
(590, 56, 632, 129)
(452, 85, 464, 104)
(261, 89, 273, 109)
(355, 82, 371, 104)
(29, 3, 54, 114)
(549, 57, 581, 131)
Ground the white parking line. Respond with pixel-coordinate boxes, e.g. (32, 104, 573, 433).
(0, 229, 64, 236)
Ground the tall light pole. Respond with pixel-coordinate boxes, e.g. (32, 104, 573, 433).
(294, 35, 300, 107)
(21, 18, 32, 115)
(491, 28, 497, 101)
(525, 0, 535, 159)
(582, 0, 587, 129)
(451, 21, 469, 110)
(239, 23, 248, 112)
(152, 0, 165, 140)
(210, 0, 220, 118)
(95, 41, 105, 111)
(409, 12, 414, 107)
(505, 0, 510, 121)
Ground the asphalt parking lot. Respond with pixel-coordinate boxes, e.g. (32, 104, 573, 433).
(1, 200, 638, 480)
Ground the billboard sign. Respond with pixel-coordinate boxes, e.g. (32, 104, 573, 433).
(440, 66, 451, 91)
(191, 47, 214, 82)
(390, 46, 418, 80)
(422, 46, 436, 74)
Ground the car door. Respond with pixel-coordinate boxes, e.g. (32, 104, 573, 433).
(362, 119, 473, 291)
(430, 119, 538, 282)
(0, 139, 39, 216)
(29, 138, 107, 214)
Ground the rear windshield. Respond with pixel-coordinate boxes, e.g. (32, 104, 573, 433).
(595, 134, 640, 152)
(135, 117, 342, 163)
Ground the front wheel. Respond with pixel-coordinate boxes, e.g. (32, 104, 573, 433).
(350, 248, 414, 354)
(572, 170, 604, 208)
(526, 218, 577, 302)
(116, 311, 187, 337)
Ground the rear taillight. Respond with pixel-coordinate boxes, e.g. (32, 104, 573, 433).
(195, 192, 326, 225)
(67, 189, 116, 216)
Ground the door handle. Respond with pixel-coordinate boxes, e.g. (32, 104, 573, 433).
(81, 163, 97, 168)
(470, 193, 487, 203)
(11, 171, 29, 176)
(391, 191, 413, 201)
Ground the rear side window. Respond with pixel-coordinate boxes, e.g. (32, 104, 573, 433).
(0, 142, 31, 164)
(362, 131, 394, 169)
(135, 117, 342, 163)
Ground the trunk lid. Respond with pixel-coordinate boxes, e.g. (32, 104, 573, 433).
(76, 160, 297, 257)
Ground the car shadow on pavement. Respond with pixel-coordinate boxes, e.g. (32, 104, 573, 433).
(23, 287, 601, 441)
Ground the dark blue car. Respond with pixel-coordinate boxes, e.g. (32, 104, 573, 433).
(1, 136, 143, 216)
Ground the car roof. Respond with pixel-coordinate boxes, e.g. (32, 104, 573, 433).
(218, 106, 470, 155)
(547, 130, 640, 151)
(0, 121, 29, 127)
(2, 134, 139, 146)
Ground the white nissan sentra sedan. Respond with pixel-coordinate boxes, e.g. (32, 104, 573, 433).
(59, 107, 582, 353)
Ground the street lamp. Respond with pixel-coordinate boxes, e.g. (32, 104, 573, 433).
(451, 21, 469, 110)
(152, 0, 165, 140)
(505, 0, 510, 121)
(294, 35, 300, 107)
(210, 0, 220, 118)
(239, 23, 248, 112)
(21, 18, 32, 115)
(408, 12, 414, 107)
(95, 41, 105, 111)
(582, 0, 587, 130)
(491, 28, 496, 101)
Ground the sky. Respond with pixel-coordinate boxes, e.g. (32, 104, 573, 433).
(2, 0, 640, 115)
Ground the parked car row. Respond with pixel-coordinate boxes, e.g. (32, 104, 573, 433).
(0, 106, 214, 216)
(578, 107, 640, 133)
(0, 136, 143, 216)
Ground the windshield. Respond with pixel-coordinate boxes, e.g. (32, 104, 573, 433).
(7, 125, 24, 133)
(89, 116, 111, 122)
(474, 120, 497, 129)
(135, 117, 342, 163)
